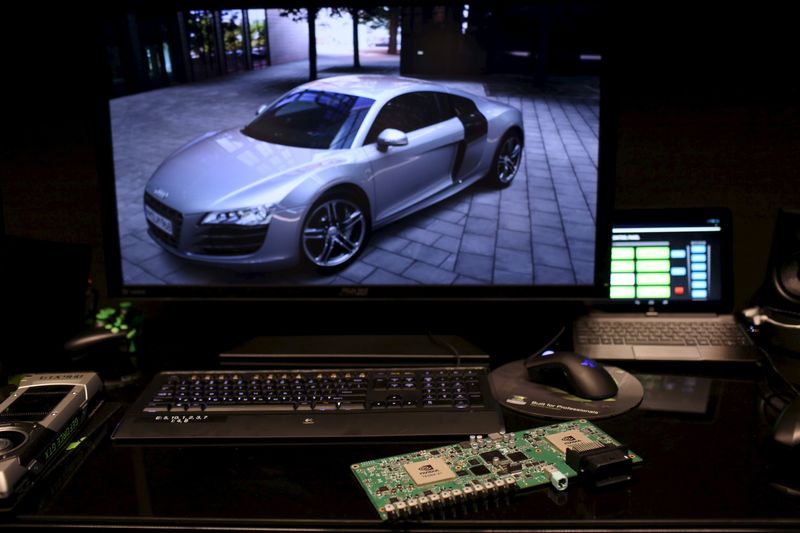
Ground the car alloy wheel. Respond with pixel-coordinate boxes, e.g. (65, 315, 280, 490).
(496, 135, 522, 184)
(302, 197, 367, 270)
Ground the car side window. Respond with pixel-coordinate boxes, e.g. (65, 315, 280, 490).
(365, 92, 451, 145)
(451, 94, 479, 118)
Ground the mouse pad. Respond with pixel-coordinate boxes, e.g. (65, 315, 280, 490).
(490, 360, 644, 419)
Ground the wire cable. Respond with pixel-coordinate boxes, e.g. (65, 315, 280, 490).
(757, 345, 799, 397)
(742, 306, 800, 329)
(531, 325, 567, 357)
(426, 332, 462, 367)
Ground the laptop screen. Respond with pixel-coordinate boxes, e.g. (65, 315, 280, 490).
(607, 208, 732, 311)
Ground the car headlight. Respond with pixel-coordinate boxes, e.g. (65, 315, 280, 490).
(200, 205, 275, 226)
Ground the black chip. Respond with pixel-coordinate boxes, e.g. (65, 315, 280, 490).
(389, 497, 399, 503)
(469, 458, 481, 466)
(470, 465, 491, 476)
(456, 470, 469, 477)
(508, 463, 523, 472)
(479, 450, 506, 463)
(507, 452, 528, 462)
(378, 486, 389, 492)
(423, 490, 433, 496)
(430, 450, 440, 455)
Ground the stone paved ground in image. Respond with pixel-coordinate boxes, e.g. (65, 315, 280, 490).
(114, 53, 598, 287)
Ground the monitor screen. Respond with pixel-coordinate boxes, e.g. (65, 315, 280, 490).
(97, 1, 614, 300)
(610, 221, 723, 303)
(605, 208, 733, 311)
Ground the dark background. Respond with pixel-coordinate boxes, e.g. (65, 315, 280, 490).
(2, 2, 798, 361)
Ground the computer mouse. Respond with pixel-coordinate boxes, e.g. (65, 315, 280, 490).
(524, 351, 619, 400)
(773, 396, 800, 448)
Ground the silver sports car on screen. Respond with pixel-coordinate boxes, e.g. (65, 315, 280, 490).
(143, 75, 523, 272)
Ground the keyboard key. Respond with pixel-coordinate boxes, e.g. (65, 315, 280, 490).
(205, 404, 294, 412)
(339, 402, 365, 410)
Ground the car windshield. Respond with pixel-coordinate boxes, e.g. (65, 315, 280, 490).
(242, 90, 375, 149)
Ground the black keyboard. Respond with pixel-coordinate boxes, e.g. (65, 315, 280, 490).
(112, 367, 504, 441)
(574, 320, 751, 346)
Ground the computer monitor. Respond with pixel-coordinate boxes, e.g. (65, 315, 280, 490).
(96, 1, 615, 304)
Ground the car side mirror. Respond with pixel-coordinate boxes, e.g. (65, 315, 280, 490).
(256, 104, 269, 116)
(376, 129, 408, 152)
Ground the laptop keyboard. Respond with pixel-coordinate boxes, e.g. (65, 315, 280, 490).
(113, 366, 505, 441)
(574, 321, 752, 347)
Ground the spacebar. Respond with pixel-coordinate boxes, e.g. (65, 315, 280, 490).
(204, 404, 296, 412)
(630, 340, 686, 345)
(633, 346, 702, 360)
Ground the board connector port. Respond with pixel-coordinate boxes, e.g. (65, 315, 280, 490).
(566, 444, 633, 488)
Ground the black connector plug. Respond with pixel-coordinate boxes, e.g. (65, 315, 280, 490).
(566, 444, 633, 488)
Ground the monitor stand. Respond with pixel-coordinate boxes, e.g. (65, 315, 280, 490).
(219, 335, 488, 367)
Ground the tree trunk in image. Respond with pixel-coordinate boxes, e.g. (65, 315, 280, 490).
(308, 7, 317, 80)
(388, 8, 399, 55)
(351, 8, 361, 68)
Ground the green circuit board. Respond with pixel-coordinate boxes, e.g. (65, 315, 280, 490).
(351, 419, 641, 520)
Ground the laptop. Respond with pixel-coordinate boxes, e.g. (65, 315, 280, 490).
(573, 208, 759, 362)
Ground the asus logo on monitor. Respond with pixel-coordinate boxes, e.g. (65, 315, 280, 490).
(339, 287, 369, 297)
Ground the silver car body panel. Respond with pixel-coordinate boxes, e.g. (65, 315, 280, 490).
(368, 117, 464, 222)
(143, 75, 523, 270)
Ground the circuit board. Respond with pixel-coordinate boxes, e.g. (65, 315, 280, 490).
(351, 419, 641, 520)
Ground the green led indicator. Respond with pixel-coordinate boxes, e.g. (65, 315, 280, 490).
(611, 260, 635, 273)
(610, 286, 636, 299)
(611, 247, 635, 260)
(636, 286, 671, 299)
(637, 273, 671, 285)
(636, 260, 671, 273)
(66, 437, 86, 452)
(635, 247, 670, 260)
(96, 307, 116, 320)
